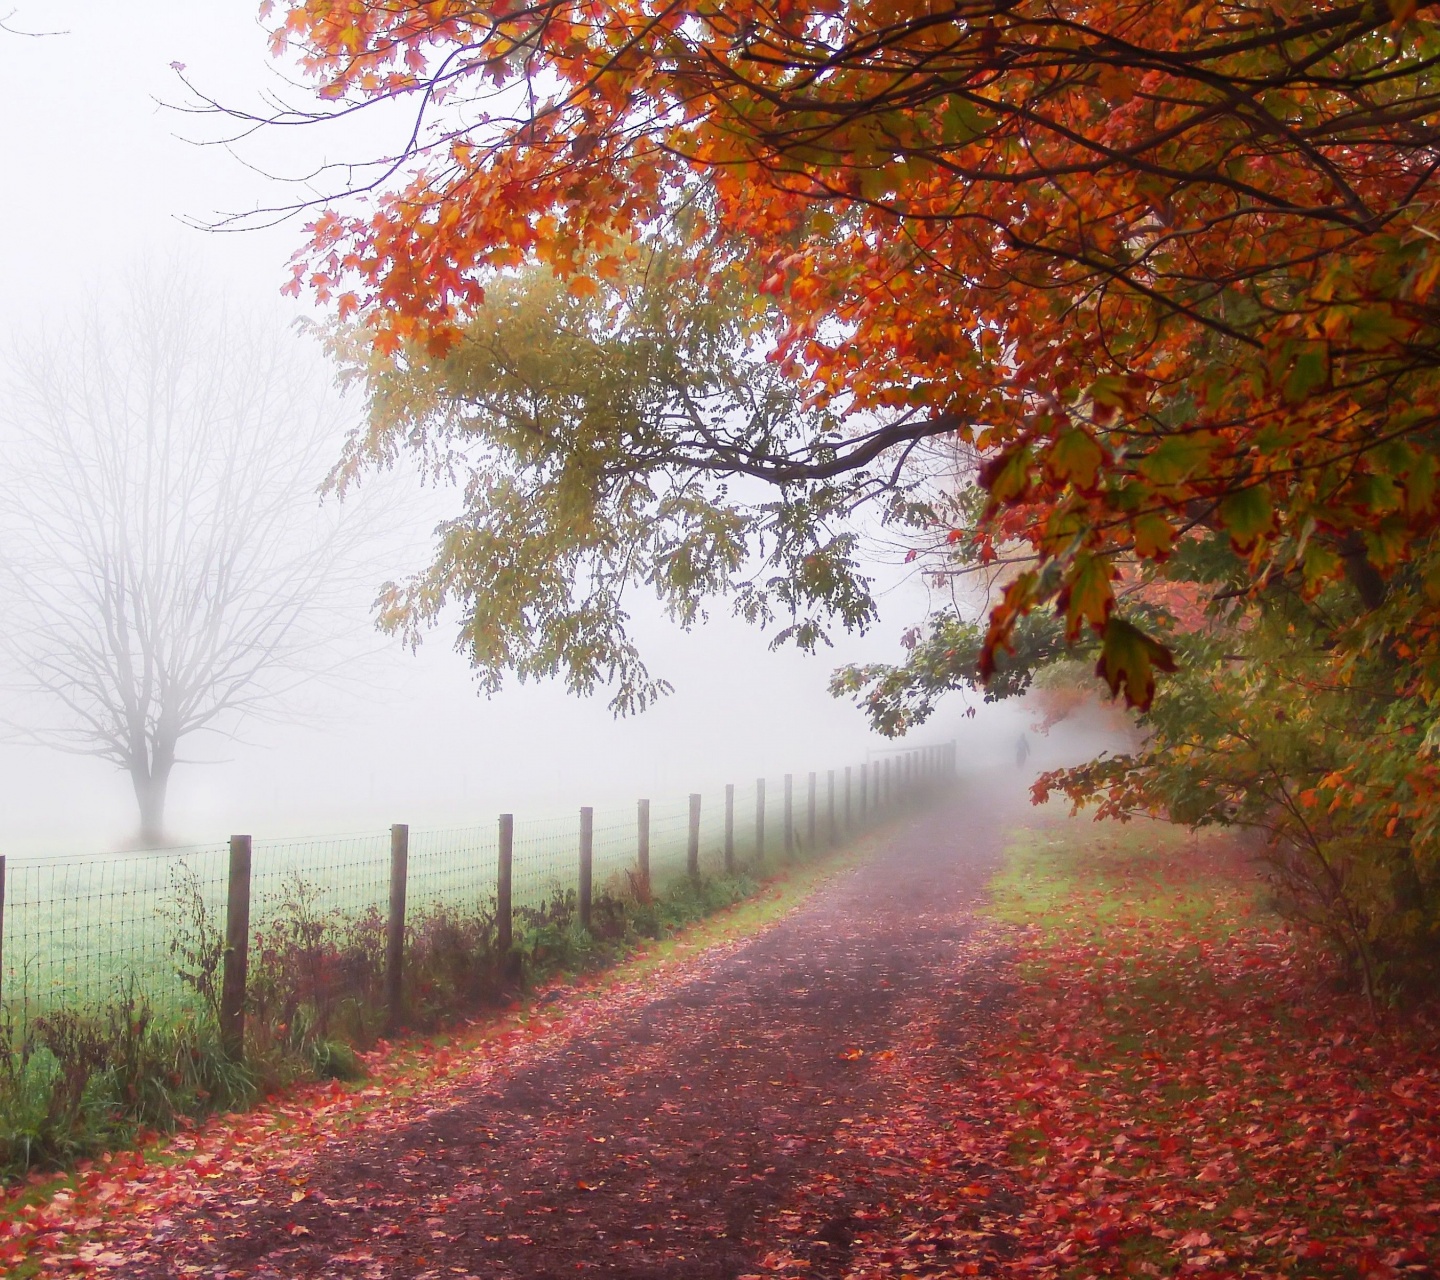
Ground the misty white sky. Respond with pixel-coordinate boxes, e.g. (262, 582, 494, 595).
(0, 3, 1021, 855)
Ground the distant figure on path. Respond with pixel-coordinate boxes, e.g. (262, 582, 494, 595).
(1015, 734, 1031, 768)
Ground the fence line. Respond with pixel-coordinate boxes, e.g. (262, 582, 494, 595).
(0, 742, 958, 1054)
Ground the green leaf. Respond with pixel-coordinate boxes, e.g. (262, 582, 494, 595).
(1056, 554, 1114, 641)
(939, 97, 994, 146)
(1300, 540, 1343, 594)
(1047, 428, 1104, 491)
(1219, 485, 1274, 551)
(1349, 305, 1412, 350)
(1347, 472, 1402, 516)
(857, 164, 895, 202)
(1400, 451, 1437, 517)
(1131, 512, 1175, 559)
(1283, 348, 1327, 403)
(1363, 514, 1410, 571)
(1094, 616, 1177, 710)
(1138, 433, 1215, 487)
(1423, 558, 1440, 603)
(980, 444, 1034, 505)
(1088, 374, 1132, 410)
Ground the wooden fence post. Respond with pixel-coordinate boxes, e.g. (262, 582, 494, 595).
(579, 807, 593, 929)
(859, 763, 867, 823)
(807, 772, 817, 848)
(220, 835, 252, 1062)
(784, 774, 794, 857)
(827, 770, 836, 846)
(755, 779, 765, 864)
(844, 766, 852, 831)
(386, 823, 408, 1034)
(497, 814, 513, 954)
(637, 799, 651, 895)
(687, 794, 701, 878)
(883, 757, 891, 806)
(724, 783, 735, 873)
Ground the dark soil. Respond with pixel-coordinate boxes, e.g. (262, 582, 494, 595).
(108, 776, 1024, 1279)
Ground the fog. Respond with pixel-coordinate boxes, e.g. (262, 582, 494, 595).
(0, 4, 1077, 856)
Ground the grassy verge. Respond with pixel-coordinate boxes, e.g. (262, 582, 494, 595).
(970, 814, 1440, 1278)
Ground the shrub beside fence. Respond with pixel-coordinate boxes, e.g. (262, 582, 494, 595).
(0, 743, 956, 1058)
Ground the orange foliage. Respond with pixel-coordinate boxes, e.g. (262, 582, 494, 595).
(270, 1, 1440, 704)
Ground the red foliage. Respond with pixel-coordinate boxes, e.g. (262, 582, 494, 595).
(3, 823, 1435, 1277)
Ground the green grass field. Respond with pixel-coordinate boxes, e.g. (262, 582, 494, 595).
(1, 771, 881, 1021)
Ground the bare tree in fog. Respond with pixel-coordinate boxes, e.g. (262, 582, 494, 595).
(0, 274, 369, 845)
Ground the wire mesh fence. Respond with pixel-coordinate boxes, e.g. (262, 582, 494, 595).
(510, 812, 580, 911)
(646, 795, 691, 883)
(0, 843, 230, 1019)
(0, 744, 955, 1035)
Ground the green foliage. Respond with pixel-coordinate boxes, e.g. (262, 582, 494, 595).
(1094, 616, 1178, 710)
(0, 996, 255, 1180)
(1033, 542, 1440, 1000)
(841, 464, 1440, 990)
(510, 875, 758, 981)
(310, 1039, 364, 1082)
(161, 860, 225, 1022)
(830, 611, 1071, 736)
(329, 252, 890, 713)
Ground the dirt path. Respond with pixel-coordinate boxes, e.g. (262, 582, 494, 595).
(105, 771, 1028, 1280)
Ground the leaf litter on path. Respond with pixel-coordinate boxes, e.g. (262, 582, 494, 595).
(8, 791, 1438, 1279)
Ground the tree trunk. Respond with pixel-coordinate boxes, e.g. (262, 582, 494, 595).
(131, 750, 174, 847)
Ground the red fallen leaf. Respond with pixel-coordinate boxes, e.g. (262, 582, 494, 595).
(575, 1180, 605, 1191)
(286, 1223, 311, 1237)
(1177, 1229, 1212, 1249)
(838, 1048, 864, 1060)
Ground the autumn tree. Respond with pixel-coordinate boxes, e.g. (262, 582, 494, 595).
(236, 0, 1440, 686)
(244, 1, 1440, 978)
(0, 276, 369, 846)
